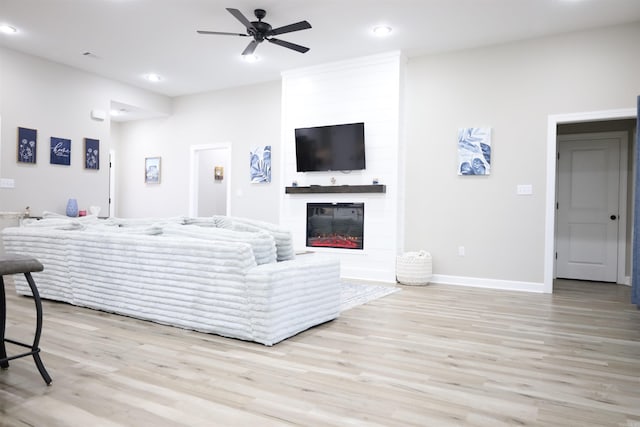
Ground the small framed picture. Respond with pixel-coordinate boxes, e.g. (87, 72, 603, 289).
(50, 137, 72, 166)
(214, 166, 224, 180)
(457, 127, 492, 176)
(145, 157, 161, 184)
(17, 127, 37, 164)
(85, 138, 100, 170)
(250, 145, 271, 183)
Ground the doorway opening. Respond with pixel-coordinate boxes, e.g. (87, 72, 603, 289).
(189, 143, 232, 217)
(545, 110, 637, 293)
(555, 130, 629, 283)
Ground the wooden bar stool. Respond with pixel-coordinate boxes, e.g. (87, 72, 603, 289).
(0, 253, 52, 385)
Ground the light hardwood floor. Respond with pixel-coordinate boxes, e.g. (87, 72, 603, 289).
(1, 279, 639, 426)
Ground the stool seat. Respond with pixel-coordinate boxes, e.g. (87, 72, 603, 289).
(1, 253, 51, 385)
(0, 254, 44, 275)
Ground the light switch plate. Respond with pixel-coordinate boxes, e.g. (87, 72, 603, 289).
(517, 184, 533, 195)
(0, 178, 15, 188)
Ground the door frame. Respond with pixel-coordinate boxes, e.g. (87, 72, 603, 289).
(545, 108, 636, 293)
(109, 149, 116, 218)
(189, 143, 232, 217)
(555, 131, 628, 283)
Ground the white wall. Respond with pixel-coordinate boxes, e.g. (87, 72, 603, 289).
(404, 22, 640, 290)
(113, 81, 281, 221)
(280, 52, 405, 282)
(0, 46, 170, 216)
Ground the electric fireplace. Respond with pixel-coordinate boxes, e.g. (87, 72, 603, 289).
(306, 203, 364, 250)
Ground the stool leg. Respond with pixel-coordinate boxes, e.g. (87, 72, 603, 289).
(24, 273, 52, 385)
(0, 276, 8, 369)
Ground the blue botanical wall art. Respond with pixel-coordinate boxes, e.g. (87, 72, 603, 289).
(458, 127, 491, 176)
(17, 127, 37, 164)
(50, 137, 71, 166)
(85, 138, 99, 170)
(250, 145, 271, 183)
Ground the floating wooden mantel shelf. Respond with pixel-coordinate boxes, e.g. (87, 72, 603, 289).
(285, 185, 386, 194)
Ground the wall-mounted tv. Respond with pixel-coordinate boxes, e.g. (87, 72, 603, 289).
(295, 122, 365, 172)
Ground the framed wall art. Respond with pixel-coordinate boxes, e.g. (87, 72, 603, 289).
(50, 137, 71, 166)
(145, 157, 161, 184)
(17, 127, 37, 164)
(250, 145, 271, 183)
(457, 127, 491, 176)
(85, 138, 100, 170)
(214, 166, 224, 180)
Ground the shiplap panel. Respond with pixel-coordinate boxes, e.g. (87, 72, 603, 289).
(281, 52, 404, 282)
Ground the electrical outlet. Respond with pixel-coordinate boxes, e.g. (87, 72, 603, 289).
(458, 246, 465, 256)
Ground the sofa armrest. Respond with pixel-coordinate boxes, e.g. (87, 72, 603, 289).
(244, 254, 341, 345)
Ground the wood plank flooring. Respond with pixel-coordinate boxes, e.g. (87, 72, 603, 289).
(1, 279, 639, 426)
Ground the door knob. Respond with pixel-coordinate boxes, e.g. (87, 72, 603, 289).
(610, 215, 617, 220)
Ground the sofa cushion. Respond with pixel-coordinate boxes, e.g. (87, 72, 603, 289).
(102, 217, 186, 228)
(162, 224, 277, 265)
(210, 215, 234, 230)
(227, 217, 295, 262)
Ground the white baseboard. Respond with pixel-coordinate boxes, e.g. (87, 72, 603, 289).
(620, 276, 631, 286)
(341, 267, 396, 284)
(430, 274, 546, 293)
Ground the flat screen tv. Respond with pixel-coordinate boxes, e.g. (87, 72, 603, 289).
(295, 122, 365, 172)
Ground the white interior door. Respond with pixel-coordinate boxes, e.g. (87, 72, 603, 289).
(556, 135, 621, 282)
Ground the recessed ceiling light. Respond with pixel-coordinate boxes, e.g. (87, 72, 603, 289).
(372, 25, 392, 37)
(0, 25, 17, 34)
(144, 73, 162, 83)
(242, 54, 259, 63)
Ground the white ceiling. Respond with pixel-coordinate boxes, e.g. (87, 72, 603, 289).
(2, 0, 640, 98)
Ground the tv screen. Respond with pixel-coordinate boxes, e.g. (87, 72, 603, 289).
(295, 122, 365, 172)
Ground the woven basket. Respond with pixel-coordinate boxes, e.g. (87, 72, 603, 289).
(396, 250, 432, 286)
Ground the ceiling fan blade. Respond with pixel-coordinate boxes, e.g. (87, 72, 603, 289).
(226, 8, 256, 31)
(242, 40, 259, 56)
(197, 30, 249, 37)
(268, 38, 309, 53)
(269, 21, 311, 36)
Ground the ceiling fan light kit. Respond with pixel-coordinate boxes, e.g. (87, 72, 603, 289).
(197, 8, 311, 56)
(242, 54, 259, 62)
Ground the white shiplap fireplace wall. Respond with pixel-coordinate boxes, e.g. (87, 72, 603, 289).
(280, 52, 405, 283)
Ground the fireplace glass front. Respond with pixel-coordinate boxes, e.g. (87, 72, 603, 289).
(306, 203, 364, 250)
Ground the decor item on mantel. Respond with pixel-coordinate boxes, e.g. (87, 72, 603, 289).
(17, 127, 37, 164)
(50, 137, 72, 166)
(250, 145, 271, 183)
(66, 198, 78, 217)
(458, 127, 491, 176)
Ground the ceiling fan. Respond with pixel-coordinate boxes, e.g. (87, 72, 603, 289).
(197, 8, 311, 56)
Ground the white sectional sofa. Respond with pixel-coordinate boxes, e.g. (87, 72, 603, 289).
(2, 215, 341, 346)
